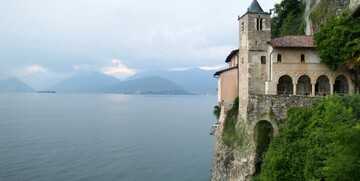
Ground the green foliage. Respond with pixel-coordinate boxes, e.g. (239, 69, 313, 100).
(314, 11, 360, 71)
(309, 0, 350, 31)
(268, 107, 275, 119)
(213, 105, 221, 120)
(271, 0, 306, 37)
(254, 95, 360, 180)
(222, 97, 245, 147)
(309, 0, 331, 22)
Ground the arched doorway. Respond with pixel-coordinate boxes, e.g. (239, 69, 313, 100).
(277, 75, 293, 95)
(334, 75, 349, 95)
(315, 75, 330, 96)
(254, 120, 273, 176)
(297, 75, 311, 95)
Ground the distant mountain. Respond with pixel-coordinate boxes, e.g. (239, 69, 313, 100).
(128, 68, 217, 95)
(48, 72, 121, 93)
(103, 76, 191, 95)
(0, 77, 35, 92)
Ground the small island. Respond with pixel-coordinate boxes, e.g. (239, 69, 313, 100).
(37, 90, 56, 93)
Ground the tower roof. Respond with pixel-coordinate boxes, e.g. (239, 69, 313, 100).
(248, 0, 264, 13)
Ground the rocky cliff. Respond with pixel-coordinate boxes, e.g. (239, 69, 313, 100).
(305, 0, 360, 35)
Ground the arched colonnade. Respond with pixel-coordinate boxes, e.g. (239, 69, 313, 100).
(277, 74, 350, 96)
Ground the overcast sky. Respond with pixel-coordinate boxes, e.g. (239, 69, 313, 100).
(0, 0, 280, 88)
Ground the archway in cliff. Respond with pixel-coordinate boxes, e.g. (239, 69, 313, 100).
(277, 75, 293, 95)
(254, 120, 274, 176)
(315, 75, 330, 96)
(334, 75, 349, 95)
(297, 75, 311, 95)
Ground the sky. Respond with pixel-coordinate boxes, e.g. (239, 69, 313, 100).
(0, 0, 280, 89)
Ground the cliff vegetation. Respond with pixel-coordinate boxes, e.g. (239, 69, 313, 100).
(271, 0, 306, 37)
(254, 95, 360, 180)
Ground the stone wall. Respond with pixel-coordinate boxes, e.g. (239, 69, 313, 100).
(211, 94, 318, 181)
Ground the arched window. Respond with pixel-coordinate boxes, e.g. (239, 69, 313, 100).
(334, 75, 349, 94)
(297, 75, 311, 95)
(315, 75, 330, 96)
(277, 54, 282, 63)
(277, 75, 293, 95)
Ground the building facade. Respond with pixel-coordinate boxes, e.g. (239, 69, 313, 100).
(215, 0, 354, 107)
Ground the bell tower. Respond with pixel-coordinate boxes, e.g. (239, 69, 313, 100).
(237, 0, 271, 119)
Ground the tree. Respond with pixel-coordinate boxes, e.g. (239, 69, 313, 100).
(314, 12, 360, 71)
(271, 0, 306, 37)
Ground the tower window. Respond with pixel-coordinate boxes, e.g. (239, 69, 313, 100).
(256, 18, 263, 30)
(277, 54, 282, 62)
(301, 54, 305, 63)
(241, 22, 245, 31)
(261, 56, 266, 64)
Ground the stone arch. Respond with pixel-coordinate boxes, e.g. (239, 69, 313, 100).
(296, 74, 311, 95)
(334, 75, 349, 94)
(277, 75, 293, 95)
(253, 120, 274, 176)
(315, 75, 330, 96)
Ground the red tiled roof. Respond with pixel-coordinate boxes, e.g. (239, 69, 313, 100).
(270, 35, 315, 48)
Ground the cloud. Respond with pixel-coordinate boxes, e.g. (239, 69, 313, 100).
(102, 59, 137, 80)
(167, 67, 193, 71)
(199, 64, 228, 71)
(168, 63, 228, 72)
(25, 64, 48, 74)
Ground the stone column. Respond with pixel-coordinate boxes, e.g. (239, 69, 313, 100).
(312, 83, 316, 96)
(293, 84, 297, 95)
(330, 83, 334, 95)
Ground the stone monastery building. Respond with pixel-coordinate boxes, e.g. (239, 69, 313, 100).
(214, 0, 354, 106)
(211, 1, 356, 180)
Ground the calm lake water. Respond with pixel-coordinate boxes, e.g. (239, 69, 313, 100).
(0, 93, 216, 181)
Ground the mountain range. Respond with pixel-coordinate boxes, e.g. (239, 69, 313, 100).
(0, 69, 218, 95)
(129, 68, 217, 95)
(0, 77, 35, 92)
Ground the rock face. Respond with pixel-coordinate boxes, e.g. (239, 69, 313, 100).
(305, 0, 359, 35)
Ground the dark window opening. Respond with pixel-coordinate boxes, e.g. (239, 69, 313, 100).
(256, 18, 263, 31)
(301, 54, 305, 63)
(315, 75, 330, 96)
(261, 56, 266, 64)
(277, 75, 293, 95)
(277, 54, 282, 62)
(334, 75, 349, 94)
(241, 22, 245, 31)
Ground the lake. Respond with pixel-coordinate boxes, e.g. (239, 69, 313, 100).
(0, 93, 216, 181)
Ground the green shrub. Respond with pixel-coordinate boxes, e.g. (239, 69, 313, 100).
(254, 95, 360, 180)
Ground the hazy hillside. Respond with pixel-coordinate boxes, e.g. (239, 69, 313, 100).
(103, 76, 191, 95)
(129, 68, 217, 95)
(0, 77, 35, 92)
(48, 72, 121, 93)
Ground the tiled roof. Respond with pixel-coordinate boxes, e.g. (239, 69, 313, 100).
(214, 66, 238, 77)
(270, 35, 315, 48)
(225, 49, 239, 63)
